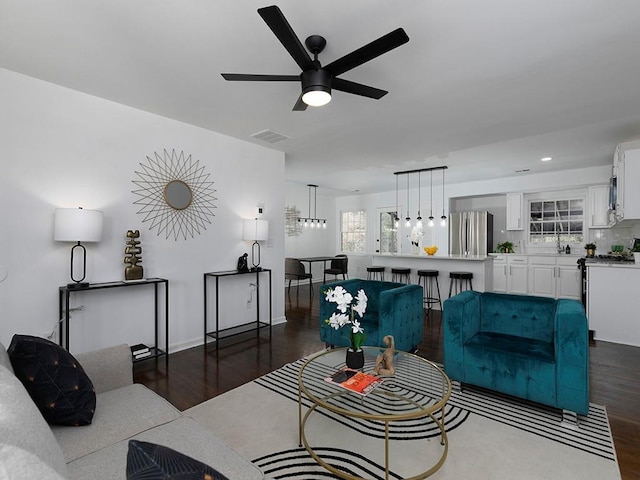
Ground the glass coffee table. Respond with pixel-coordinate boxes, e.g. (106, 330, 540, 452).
(298, 347, 451, 480)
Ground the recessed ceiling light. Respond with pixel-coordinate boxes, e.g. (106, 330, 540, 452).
(541, 157, 552, 162)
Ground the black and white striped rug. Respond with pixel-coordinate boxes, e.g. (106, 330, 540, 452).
(186, 357, 620, 480)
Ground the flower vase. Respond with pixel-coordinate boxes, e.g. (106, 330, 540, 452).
(411, 241, 420, 255)
(345, 348, 365, 370)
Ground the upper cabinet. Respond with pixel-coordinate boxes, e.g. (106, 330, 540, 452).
(587, 185, 613, 228)
(615, 145, 640, 223)
(506, 193, 524, 230)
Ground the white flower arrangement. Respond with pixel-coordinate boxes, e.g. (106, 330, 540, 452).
(324, 286, 368, 351)
(409, 224, 424, 247)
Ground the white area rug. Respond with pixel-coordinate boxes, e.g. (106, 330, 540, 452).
(186, 358, 620, 479)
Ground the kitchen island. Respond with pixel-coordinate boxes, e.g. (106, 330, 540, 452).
(372, 254, 494, 307)
(587, 262, 640, 347)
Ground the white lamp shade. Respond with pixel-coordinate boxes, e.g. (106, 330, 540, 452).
(54, 208, 104, 242)
(242, 219, 269, 241)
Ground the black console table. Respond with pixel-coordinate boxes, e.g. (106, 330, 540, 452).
(203, 269, 272, 350)
(58, 278, 169, 362)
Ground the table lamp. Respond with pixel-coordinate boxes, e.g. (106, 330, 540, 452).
(54, 207, 104, 288)
(242, 218, 269, 271)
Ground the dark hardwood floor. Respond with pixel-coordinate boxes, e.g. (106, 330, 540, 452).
(134, 283, 640, 480)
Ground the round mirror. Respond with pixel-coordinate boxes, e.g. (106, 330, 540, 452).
(164, 180, 192, 210)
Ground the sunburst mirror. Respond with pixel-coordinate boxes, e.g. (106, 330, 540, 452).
(132, 149, 217, 240)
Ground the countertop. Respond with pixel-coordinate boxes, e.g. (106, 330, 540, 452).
(489, 253, 583, 258)
(585, 261, 639, 269)
(375, 254, 493, 261)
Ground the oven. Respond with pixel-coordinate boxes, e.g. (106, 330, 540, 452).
(576, 257, 587, 307)
(577, 254, 636, 309)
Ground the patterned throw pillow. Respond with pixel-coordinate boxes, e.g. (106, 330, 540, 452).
(126, 440, 230, 480)
(8, 334, 96, 426)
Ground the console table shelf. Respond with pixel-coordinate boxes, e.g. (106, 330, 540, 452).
(203, 269, 272, 351)
(58, 278, 169, 363)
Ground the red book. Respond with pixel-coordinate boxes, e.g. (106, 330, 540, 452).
(325, 368, 384, 396)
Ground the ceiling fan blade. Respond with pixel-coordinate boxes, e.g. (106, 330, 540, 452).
(332, 78, 388, 99)
(292, 94, 308, 111)
(221, 73, 299, 82)
(324, 28, 409, 77)
(257, 6, 315, 72)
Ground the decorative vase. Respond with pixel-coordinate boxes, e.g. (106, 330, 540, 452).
(345, 348, 365, 370)
(586, 248, 595, 258)
(411, 241, 420, 255)
(634, 252, 640, 263)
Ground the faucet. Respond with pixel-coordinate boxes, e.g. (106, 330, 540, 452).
(556, 233, 563, 254)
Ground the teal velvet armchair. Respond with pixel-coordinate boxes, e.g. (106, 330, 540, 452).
(443, 291, 589, 417)
(319, 279, 424, 353)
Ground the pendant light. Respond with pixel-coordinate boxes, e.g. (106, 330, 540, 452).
(428, 170, 435, 227)
(416, 171, 423, 228)
(297, 184, 327, 230)
(440, 167, 448, 227)
(394, 174, 400, 229)
(404, 174, 411, 228)
(393, 165, 448, 231)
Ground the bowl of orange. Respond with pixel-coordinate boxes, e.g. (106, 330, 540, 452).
(424, 245, 438, 255)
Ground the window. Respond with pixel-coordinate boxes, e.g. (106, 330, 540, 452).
(376, 207, 398, 254)
(528, 198, 584, 244)
(340, 210, 366, 253)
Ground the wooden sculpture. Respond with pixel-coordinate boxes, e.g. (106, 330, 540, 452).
(373, 335, 395, 376)
(124, 230, 143, 280)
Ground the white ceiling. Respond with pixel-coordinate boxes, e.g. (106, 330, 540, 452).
(2, 0, 640, 195)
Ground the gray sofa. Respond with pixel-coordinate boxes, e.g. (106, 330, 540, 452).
(0, 341, 263, 479)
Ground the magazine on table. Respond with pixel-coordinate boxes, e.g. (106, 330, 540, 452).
(325, 368, 384, 396)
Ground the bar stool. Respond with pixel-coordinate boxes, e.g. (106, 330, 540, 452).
(391, 267, 411, 284)
(366, 266, 385, 281)
(448, 271, 474, 297)
(417, 269, 442, 314)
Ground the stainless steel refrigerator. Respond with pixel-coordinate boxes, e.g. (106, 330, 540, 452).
(449, 211, 494, 256)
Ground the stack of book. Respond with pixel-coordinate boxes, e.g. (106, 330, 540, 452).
(130, 344, 152, 360)
(325, 368, 384, 396)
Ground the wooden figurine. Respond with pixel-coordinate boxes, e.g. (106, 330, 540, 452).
(373, 335, 395, 376)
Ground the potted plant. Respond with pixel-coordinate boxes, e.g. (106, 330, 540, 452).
(323, 285, 368, 369)
(584, 243, 596, 258)
(496, 241, 515, 254)
(631, 244, 640, 263)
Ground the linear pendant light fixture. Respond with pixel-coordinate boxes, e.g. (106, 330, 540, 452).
(394, 165, 448, 229)
(441, 167, 448, 227)
(404, 174, 411, 228)
(297, 184, 326, 229)
(416, 171, 423, 228)
(394, 174, 400, 229)
(428, 170, 435, 227)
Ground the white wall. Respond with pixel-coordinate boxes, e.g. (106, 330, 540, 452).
(0, 68, 285, 353)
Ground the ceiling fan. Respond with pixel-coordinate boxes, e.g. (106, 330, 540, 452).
(221, 5, 409, 111)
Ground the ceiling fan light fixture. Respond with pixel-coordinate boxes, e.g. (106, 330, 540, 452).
(302, 89, 331, 107)
(301, 70, 332, 107)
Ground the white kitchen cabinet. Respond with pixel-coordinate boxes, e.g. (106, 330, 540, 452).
(614, 143, 640, 223)
(587, 264, 640, 347)
(530, 255, 581, 300)
(587, 184, 612, 228)
(529, 257, 556, 298)
(508, 261, 529, 294)
(492, 255, 528, 294)
(556, 263, 581, 300)
(495, 255, 581, 299)
(506, 193, 524, 230)
(492, 255, 507, 293)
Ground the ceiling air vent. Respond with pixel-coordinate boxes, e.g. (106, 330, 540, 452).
(250, 129, 291, 144)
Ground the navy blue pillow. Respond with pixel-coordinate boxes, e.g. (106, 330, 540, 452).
(126, 440, 230, 480)
(8, 334, 96, 426)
